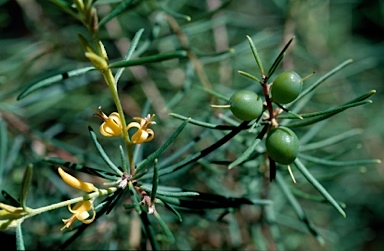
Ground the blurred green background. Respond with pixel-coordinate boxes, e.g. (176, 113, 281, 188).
(0, 0, 383, 250)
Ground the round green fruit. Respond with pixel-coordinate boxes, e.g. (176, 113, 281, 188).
(229, 90, 263, 121)
(271, 71, 302, 104)
(266, 126, 299, 165)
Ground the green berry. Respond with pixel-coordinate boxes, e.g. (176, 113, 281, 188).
(229, 90, 263, 121)
(266, 126, 299, 165)
(271, 71, 302, 104)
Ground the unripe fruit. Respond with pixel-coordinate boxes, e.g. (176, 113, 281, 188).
(271, 71, 302, 104)
(229, 90, 263, 121)
(266, 126, 299, 165)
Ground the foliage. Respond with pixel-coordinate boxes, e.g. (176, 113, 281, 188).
(0, 0, 383, 250)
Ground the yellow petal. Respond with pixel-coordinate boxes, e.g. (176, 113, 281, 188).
(144, 129, 154, 142)
(77, 210, 90, 221)
(100, 123, 119, 137)
(100, 124, 114, 137)
(132, 130, 144, 144)
(58, 168, 96, 192)
(127, 121, 140, 131)
(80, 207, 96, 224)
(109, 113, 122, 126)
(99, 112, 123, 137)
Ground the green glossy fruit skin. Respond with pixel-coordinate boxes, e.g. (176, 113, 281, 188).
(266, 126, 299, 165)
(271, 71, 302, 104)
(229, 90, 263, 121)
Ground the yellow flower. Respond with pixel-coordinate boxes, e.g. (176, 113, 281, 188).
(58, 167, 97, 192)
(61, 200, 96, 231)
(57, 168, 97, 230)
(94, 107, 125, 137)
(127, 114, 156, 144)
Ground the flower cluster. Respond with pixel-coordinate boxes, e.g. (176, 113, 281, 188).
(127, 114, 156, 144)
(94, 107, 156, 144)
(58, 168, 97, 231)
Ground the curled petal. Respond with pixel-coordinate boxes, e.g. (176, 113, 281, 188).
(81, 209, 96, 224)
(108, 113, 122, 126)
(58, 168, 96, 192)
(70, 200, 96, 223)
(100, 123, 120, 137)
(131, 129, 148, 144)
(126, 122, 140, 131)
(99, 112, 123, 137)
(144, 129, 154, 142)
(127, 116, 155, 144)
(61, 200, 96, 231)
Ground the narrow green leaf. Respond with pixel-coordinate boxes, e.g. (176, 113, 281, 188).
(77, 33, 96, 54)
(228, 211, 242, 248)
(151, 159, 159, 204)
(108, 50, 188, 68)
(251, 224, 268, 251)
(286, 100, 371, 128)
(5, 136, 24, 174)
(275, 102, 303, 119)
(158, 130, 210, 168)
(94, 0, 125, 5)
(1, 190, 20, 207)
(296, 59, 353, 102)
(155, 195, 181, 206)
(345, 90, 376, 104)
(160, 123, 248, 176)
(169, 113, 236, 130)
(300, 129, 362, 151)
(99, 0, 135, 27)
(193, 47, 235, 58)
(246, 35, 264, 75)
(88, 127, 123, 176)
(176, 191, 269, 209)
(49, 0, 81, 21)
(293, 158, 346, 218)
(280, 100, 371, 120)
(115, 28, 144, 84)
(128, 181, 142, 214)
(161, 200, 182, 222)
(195, 85, 230, 102)
(123, 204, 136, 210)
(140, 184, 199, 197)
(159, 1, 191, 21)
(156, 121, 249, 177)
(119, 145, 128, 173)
(17, 66, 95, 100)
(238, 70, 261, 83)
(20, 164, 33, 212)
(45, 157, 120, 180)
(229, 138, 261, 169)
(291, 186, 346, 207)
(16, 224, 25, 251)
(153, 211, 175, 243)
(134, 118, 190, 177)
(267, 36, 294, 78)
(139, 211, 159, 250)
(105, 188, 124, 215)
(228, 124, 268, 169)
(298, 153, 381, 166)
(275, 173, 325, 245)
